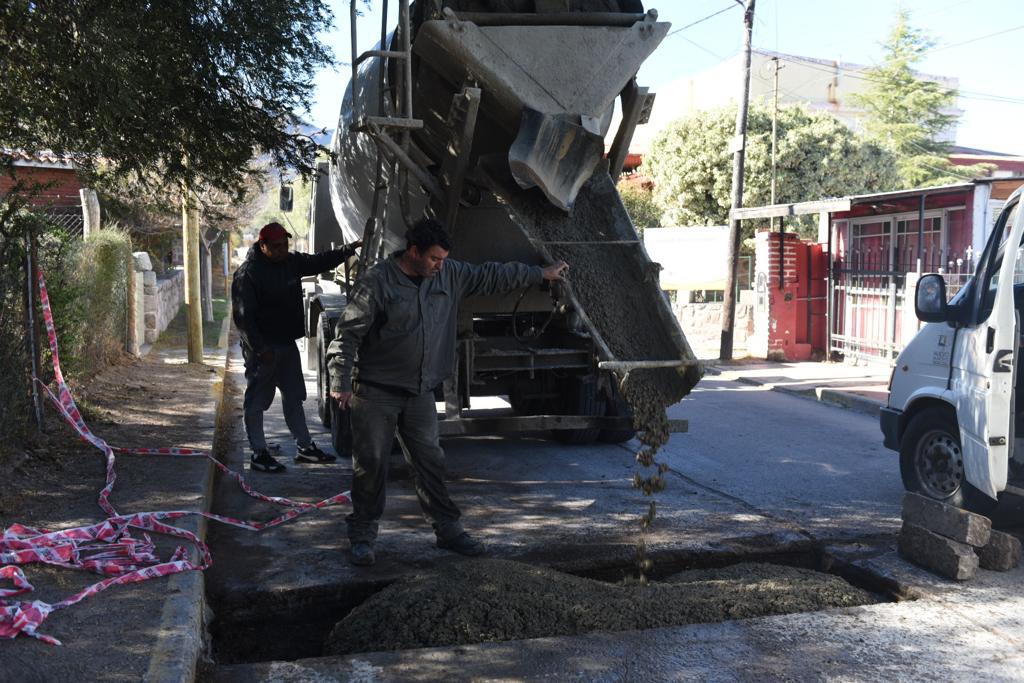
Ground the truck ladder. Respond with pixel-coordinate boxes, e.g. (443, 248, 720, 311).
(349, 0, 431, 266)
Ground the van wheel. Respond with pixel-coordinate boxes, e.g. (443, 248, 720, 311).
(316, 315, 332, 428)
(900, 407, 998, 515)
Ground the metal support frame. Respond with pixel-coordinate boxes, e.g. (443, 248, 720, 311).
(437, 414, 688, 437)
(917, 194, 926, 275)
(439, 86, 482, 230)
(826, 216, 834, 359)
(607, 79, 648, 181)
(363, 122, 444, 198)
(349, 0, 437, 266)
(448, 11, 651, 27)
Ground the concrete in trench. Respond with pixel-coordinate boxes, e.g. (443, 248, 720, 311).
(212, 555, 1024, 682)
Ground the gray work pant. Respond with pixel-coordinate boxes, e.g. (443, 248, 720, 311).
(242, 341, 313, 452)
(346, 382, 463, 544)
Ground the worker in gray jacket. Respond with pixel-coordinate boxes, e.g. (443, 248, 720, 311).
(327, 218, 568, 566)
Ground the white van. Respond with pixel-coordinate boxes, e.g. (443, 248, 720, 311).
(882, 187, 1024, 513)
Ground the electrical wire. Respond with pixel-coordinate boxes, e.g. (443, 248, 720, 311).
(666, 4, 738, 38)
(762, 53, 1024, 108)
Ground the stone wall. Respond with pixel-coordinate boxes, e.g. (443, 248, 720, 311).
(136, 256, 184, 345)
(673, 290, 755, 358)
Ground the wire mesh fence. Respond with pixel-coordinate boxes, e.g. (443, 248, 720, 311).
(0, 205, 131, 451)
(827, 223, 970, 366)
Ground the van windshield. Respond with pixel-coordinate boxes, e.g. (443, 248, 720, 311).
(984, 201, 1022, 294)
(975, 198, 1022, 321)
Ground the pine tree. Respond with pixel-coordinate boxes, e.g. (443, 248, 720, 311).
(852, 11, 992, 187)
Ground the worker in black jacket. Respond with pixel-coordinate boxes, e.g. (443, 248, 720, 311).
(232, 222, 361, 473)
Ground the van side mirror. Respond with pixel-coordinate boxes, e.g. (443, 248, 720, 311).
(279, 185, 294, 212)
(916, 273, 949, 322)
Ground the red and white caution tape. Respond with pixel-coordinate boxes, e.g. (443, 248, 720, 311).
(0, 271, 351, 645)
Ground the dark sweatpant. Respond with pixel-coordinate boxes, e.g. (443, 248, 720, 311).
(346, 382, 463, 544)
(242, 341, 313, 453)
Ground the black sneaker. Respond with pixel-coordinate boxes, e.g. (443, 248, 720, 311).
(295, 442, 336, 464)
(436, 532, 485, 557)
(349, 542, 375, 566)
(250, 448, 286, 473)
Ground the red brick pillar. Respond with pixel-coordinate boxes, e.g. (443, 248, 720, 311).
(754, 230, 818, 361)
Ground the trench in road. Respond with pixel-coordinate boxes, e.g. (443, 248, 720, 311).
(202, 535, 904, 668)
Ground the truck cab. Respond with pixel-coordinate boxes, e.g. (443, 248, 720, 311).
(882, 188, 1024, 513)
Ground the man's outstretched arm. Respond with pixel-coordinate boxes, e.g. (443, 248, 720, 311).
(454, 259, 569, 299)
(294, 240, 363, 277)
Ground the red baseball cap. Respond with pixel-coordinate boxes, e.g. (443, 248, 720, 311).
(258, 222, 291, 241)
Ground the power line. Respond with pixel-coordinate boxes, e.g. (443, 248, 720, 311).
(764, 53, 1024, 107)
(676, 34, 729, 61)
(924, 23, 1024, 55)
(666, 4, 738, 38)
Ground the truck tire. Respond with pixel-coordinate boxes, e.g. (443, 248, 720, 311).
(599, 381, 636, 444)
(509, 380, 557, 416)
(900, 407, 998, 516)
(316, 315, 333, 428)
(553, 376, 605, 445)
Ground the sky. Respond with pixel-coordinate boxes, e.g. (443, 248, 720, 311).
(306, 0, 1024, 155)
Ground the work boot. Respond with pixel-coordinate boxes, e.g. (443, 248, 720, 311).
(436, 532, 485, 557)
(295, 441, 336, 464)
(349, 541, 375, 566)
(250, 448, 286, 473)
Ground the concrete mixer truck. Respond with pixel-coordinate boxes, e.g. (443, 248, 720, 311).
(300, 1, 702, 453)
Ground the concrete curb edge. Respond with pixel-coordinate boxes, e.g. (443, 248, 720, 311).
(729, 374, 884, 417)
(143, 313, 233, 683)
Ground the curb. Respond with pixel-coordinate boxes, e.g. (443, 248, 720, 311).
(729, 374, 884, 417)
(815, 387, 883, 418)
(769, 384, 884, 417)
(143, 313, 233, 683)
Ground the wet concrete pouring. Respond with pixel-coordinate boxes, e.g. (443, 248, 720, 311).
(199, 181, 904, 680)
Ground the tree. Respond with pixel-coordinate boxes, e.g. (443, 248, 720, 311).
(101, 167, 267, 319)
(617, 181, 663, 237)
(1, 1, 333, 194)
(2, 1, 333, 362)
(645, 103, 899, 236)
(851, 11, 993, 187)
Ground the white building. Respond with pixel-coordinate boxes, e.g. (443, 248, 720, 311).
(630, 49, 961, 154)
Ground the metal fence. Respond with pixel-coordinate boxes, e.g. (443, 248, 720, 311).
(36, 204, 84, 235)
(830, 243, 974, 363)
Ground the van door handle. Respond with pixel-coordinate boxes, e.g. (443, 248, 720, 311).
(987, 327, 995, 353)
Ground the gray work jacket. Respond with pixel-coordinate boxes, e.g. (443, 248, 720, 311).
(327, 252, 543, 395)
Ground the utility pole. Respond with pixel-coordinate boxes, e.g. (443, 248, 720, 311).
(719, 0, 756, 361)
(771, 56, 785, 285)
(182, 182, 204, 363)
(770, 56, 780, 207)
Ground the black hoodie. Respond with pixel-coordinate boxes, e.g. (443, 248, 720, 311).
(231, 243, 356, 354)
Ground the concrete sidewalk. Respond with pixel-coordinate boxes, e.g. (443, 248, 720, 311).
(709, 360, 892, 417)
(1, 319, 231, 683)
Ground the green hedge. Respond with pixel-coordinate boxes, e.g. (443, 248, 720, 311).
(0, 213, 132, 451)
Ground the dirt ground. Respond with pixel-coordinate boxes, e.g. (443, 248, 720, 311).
(0, 347, 222, 677)
(323, 558, 878, 655)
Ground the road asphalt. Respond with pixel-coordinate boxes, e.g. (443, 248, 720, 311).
(18, 343, 1023, 683)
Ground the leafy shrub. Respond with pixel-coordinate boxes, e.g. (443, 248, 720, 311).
(0, 213, 132, 451)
